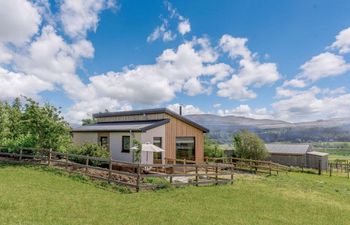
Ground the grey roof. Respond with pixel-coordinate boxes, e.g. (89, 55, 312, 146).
(72, 119, 169, 132)
(265, 144, 312, 155)
(93, 108, 209, 133)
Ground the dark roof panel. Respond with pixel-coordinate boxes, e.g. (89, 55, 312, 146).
(93, 108, 209, 133)
(72, 119, 169, 132)
(265, 144, 312, 155)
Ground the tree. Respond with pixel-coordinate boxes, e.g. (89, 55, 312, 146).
(204, 136, 224, 158)
(233, 130, 269, 160)
(82, 118, 97, 125)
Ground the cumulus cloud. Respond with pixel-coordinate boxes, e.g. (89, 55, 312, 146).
(60, 0, 116, 38)
(299, 52, 350, 82)
(178, 19, 191, 35)
(167, 103, 203, 115)
(217, 34, 280, 99)
(0, 67, 53, 100)
(0, 0, 41, 45)
(330, 27, 350, 54)
(217, 104, 273, 120)
(272, 86, 350, 121)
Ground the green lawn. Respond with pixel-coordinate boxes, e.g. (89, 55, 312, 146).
(1, 163, 350, 225)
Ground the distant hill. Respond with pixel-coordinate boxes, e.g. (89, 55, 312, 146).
(185, 114, 350, 144)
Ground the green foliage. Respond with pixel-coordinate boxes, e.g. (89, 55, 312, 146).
(70, 143, 110, 166)
(143, 177, 172, 190)
(204, 136, 225, 158)
(233, 130, 269, 160)
(0, 97, 71, 151)
(132, 139, 142, 163)
(81, 118, 97, 125)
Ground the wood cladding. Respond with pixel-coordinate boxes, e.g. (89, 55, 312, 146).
(95, 112, 205, 163)
(96, 113, 166, 123)
(164, 114, 204, 163)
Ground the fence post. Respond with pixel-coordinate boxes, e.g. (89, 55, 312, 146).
(195, 165, 199, 186)
(19, 148, 23, 161)
(254, 162, 258, 174)
(230, 164, 234, 184)
(269, 163, 272, 176)
(170, 165, 173, 184)
(48, 148, 52, 166)
(136, 163, 141, 192)
(108, 156, 112, 183)
(348, 161, 350, 179)
(183, 159, 186, 174)
(215, 164, 218, 185)
(329, 163, 332, 177)
(65, 152, 68, 170)
(85, 158, 89, 174)
(318, 159, 322, 175)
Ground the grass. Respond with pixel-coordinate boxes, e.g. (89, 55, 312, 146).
(1, 163, 350, 225)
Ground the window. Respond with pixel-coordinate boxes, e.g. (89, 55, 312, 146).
(122, 136, 130, 153)
(99, 136, 109, 149)
(176, 137, 195, 160)
(153, 137, 162, 160)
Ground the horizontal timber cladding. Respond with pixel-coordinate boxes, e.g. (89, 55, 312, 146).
(164, 114, 204, 163)
(96, 113, 167, 123)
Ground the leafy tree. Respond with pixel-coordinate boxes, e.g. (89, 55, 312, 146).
(204, 136, 224, 158)
(82, 118, 97, 125)
(233, 130, 269, 160)
(0, 97, 71, 151)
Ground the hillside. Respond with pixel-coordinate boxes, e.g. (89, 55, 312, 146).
(186, 114, 350, 144)
(1, 164, 350, 225)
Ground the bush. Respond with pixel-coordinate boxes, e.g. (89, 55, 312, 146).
(2, 134, 38, 153)
(233, 130, 269, 160)
(204, 137, 225, 158)
(69, 143, 110, 166)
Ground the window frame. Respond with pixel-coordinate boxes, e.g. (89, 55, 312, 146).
(122, 136, 131, 153)
(175, 136, 196, 161)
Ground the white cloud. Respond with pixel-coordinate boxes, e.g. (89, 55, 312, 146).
(213, 103, 221, 108)
(272, 86, 350, 121)
(60, 0, 116, 38)
(217, 104, 273, 120)
(0, 44, 13, 64)
(217, 34, 280, 100)
(0, 0, 41, 45)
(282, 79, 306, 88)
(299, 52, 350, 82)
(147, 1, 191, 42)
(178, 19, 191, 35)
(330, 27, 350, 54)
(167, 103, 203, 115)
(0, 67, 53, 100)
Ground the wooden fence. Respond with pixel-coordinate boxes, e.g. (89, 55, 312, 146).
(0, 147, 237, 192)
(328, 161, 350, 178)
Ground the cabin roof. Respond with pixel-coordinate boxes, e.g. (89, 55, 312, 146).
(265, 144, 312, 155)
(72, 119, 170, 132)
(93, 108, 209, 133)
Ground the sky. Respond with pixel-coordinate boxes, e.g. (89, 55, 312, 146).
(1, 0, 350, 123)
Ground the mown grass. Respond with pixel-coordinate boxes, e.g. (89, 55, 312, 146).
(1, 163, 350, 225)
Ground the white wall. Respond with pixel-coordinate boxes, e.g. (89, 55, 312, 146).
(141, 125, 166, 164)
(72, 132, 98, 145)
(110, 132, 141, 162)
(141, 125, 165, 148)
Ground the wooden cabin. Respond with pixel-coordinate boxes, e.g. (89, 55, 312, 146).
(72, 108, 209, 164)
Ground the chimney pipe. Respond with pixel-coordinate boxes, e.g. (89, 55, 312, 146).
(179, 105, 182, 116)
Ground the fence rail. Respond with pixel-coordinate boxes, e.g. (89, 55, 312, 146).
(0, 148, 240, 191)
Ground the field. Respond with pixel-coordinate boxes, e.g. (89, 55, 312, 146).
(1, 163, 350, 225)
(313, 142, 350, 161)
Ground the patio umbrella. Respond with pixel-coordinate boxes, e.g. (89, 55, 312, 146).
(130, 142, 165, 152)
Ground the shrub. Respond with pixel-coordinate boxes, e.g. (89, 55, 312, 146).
(233, 130, 269, 160)
(204, 137, 225, 158)
(69, 143, 110, 166)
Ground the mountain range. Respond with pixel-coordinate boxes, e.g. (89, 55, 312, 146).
(185, 114, 350, 144)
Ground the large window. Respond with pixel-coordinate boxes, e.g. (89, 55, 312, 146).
(122, 136, 130, 153)
(153, 137, 162, 160)
(176, 137, 195, 160)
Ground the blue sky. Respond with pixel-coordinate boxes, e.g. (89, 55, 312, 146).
(1, 0, 350, 123)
